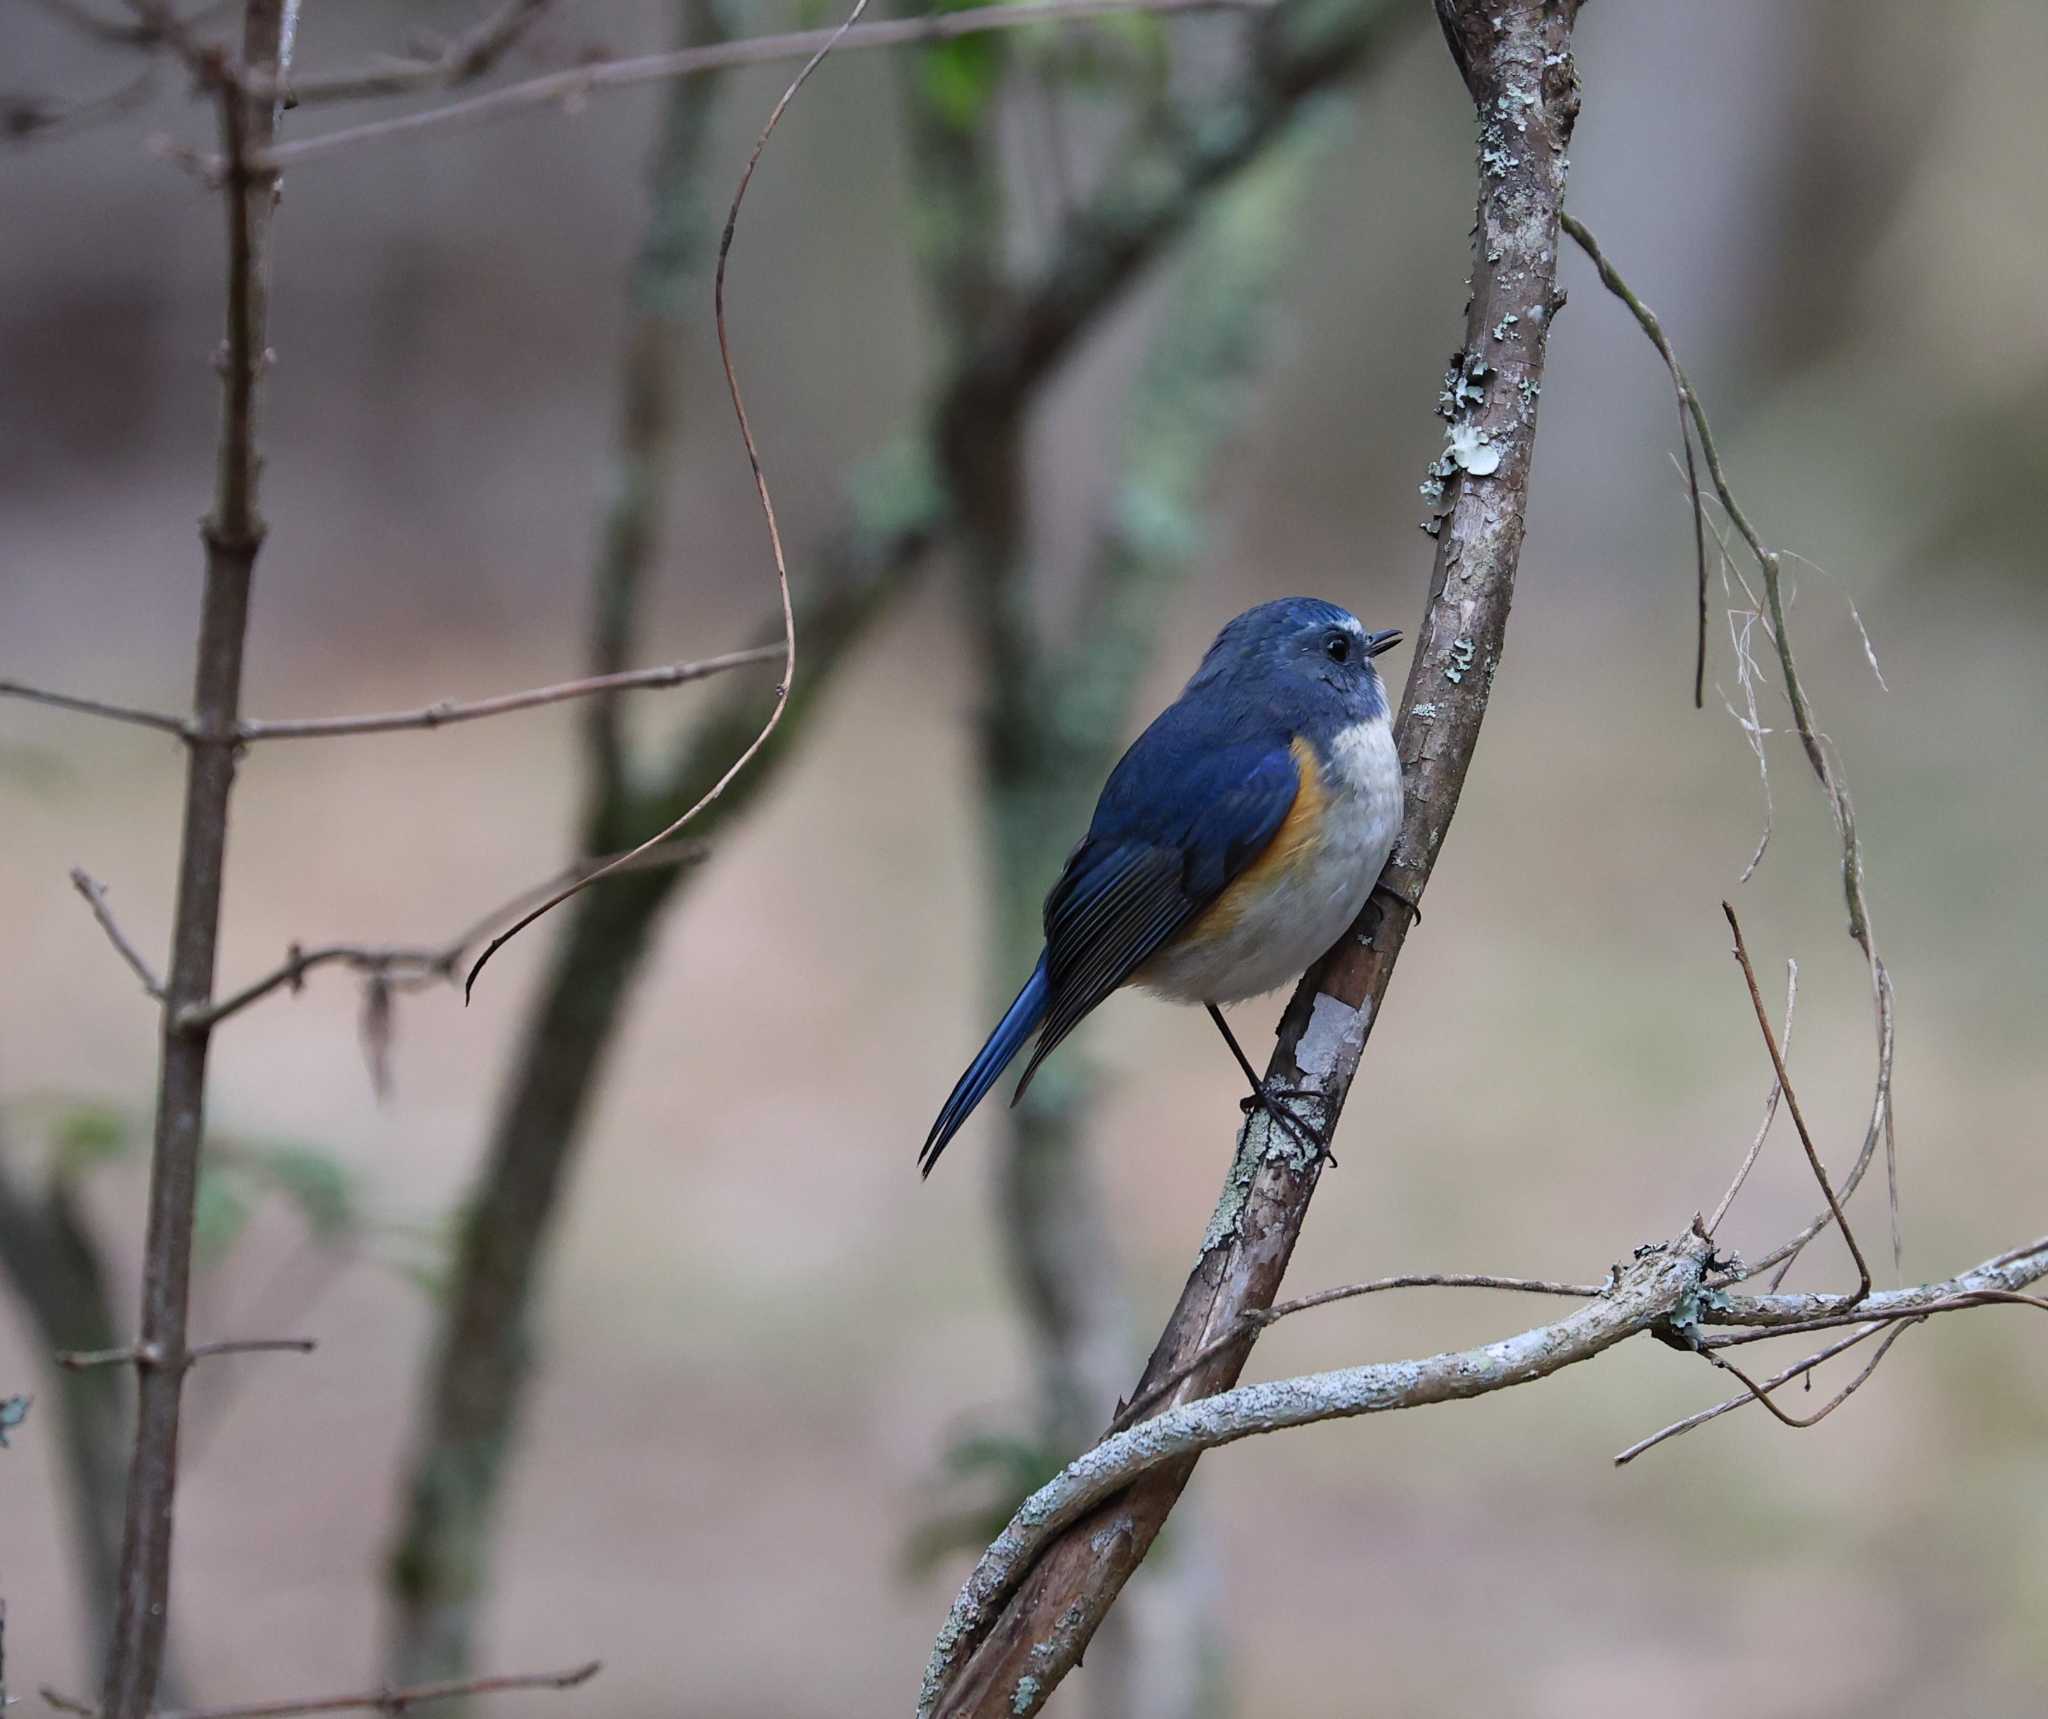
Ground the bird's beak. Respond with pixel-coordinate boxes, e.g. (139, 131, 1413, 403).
(1363, 628, 1403, 658)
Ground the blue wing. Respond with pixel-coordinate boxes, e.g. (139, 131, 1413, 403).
(1014, 721, 1302, 1095)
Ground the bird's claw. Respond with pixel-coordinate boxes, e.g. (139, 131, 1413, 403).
(1238, 1085, 1338, 1167)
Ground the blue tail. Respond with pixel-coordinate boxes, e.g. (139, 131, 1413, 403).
(920, 953, 1050, 1178)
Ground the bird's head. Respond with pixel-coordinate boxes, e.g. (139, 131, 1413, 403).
(1188, 597, 1402, 726)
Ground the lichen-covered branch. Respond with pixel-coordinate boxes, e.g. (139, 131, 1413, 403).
(921, 4, 1583, 1711)
(935, 1229, 2048, 1612)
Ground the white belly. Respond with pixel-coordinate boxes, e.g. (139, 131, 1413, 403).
(1139, 718, 1403, 1006)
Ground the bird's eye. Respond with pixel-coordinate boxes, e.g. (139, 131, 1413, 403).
(1324, 632, 1352, 664)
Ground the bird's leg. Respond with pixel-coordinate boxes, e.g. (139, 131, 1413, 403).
(1204, 1004, 1335, 1166)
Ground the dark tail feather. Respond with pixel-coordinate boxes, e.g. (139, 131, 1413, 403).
(919, 953, 1050, 1179)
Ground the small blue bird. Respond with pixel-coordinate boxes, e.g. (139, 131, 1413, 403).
(921, 597, 1405, 1177)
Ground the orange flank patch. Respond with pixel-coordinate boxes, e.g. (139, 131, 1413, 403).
(1176, 736, 1326, 951)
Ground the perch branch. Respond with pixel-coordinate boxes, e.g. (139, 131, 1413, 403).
(44, 1662, 599, 1719)
(922, 3, 1584, 1710)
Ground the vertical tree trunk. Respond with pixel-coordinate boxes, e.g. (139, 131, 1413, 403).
(102, 10, 292, 1714)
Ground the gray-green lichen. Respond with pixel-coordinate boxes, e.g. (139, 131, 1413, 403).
(1012, 1675, 1040, 1713)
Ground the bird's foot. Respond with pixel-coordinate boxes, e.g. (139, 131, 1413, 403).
(1372, 879, 1422, 926)
(1237, 1085, 1337, 1167)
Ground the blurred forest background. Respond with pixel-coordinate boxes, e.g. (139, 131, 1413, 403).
(3, 1, 2046, 1715)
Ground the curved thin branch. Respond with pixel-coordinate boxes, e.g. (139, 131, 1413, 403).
(461, 0, 872, 997)
(1614, 1320, 1890, 1465)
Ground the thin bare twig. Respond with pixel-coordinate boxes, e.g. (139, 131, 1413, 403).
(1613, 1320, 1892, 1464)
(1110, 1272, 1603, 1433)
(177, 841, 707, 1033)
(1617, 1239, 2048, 1461)
(271, 0, 561, 104)
(1565, 211, 1899, 1283)
(70, 870, 166, 1000)
(1702, 1321, 1919, 1434)
(233, 646, 781, 741)
(0, 680, 188, 736)
(27, 0, 227, 48)
(250, 0, 1265, 175)
(1748, 953, 1893, 1289)
(55, 1338, 314, 1370)
(1722, 902, 1869, 1305)
(44, 1661, 599, 1719)
(4, 64, 159, 145)
(462, 0, 873, 997)
(1707, 955, 1795, 1234)
(1556, 214, 1707, 706)
(118, 0, 228, 80)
